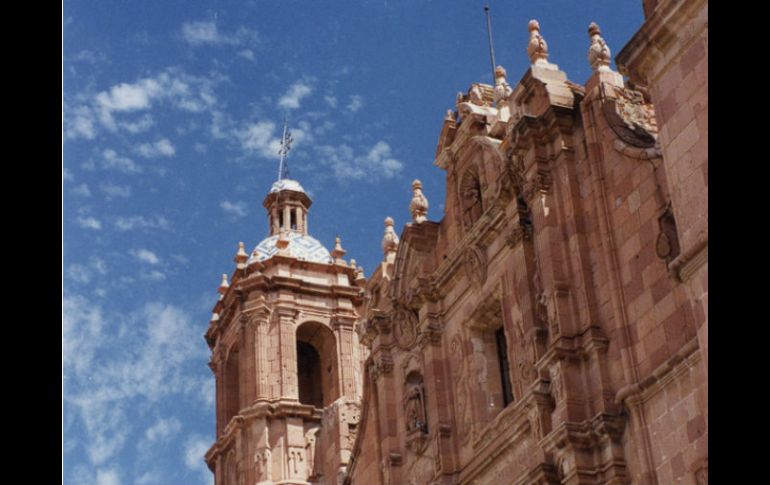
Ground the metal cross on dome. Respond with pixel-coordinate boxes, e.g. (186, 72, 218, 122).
(277, 118, 294, 181)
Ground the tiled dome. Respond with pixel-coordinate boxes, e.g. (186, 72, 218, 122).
(249, 232, 332, 264)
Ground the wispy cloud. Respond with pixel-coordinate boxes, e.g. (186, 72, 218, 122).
(184, 436, 214, 485)
(144, 417, 182, 444)
(72, 183, 92, 197)
(347, 95, 364, 112)
(324, 95, 338, 108)
(76, 216, 102, 230)
(278, 81, 313, 110)
(318, 140, 403, 181)
(236, 120, 308, 160)
(102, 149, 142, 174)
(181, 20, 258, 48)
(114, 215, 171, 232)
(99, 182, 132, 199)
(64, 295, 211, 472)
(220, 200, 248, 218)
(132, 248, 161, 265)
(137, 138, 176, 158)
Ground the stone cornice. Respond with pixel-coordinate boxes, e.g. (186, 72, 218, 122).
(668, 238, 707, 283)
(616, 336, 700, 407)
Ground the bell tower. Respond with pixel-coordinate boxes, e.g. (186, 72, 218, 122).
(204, 121, 366, 485)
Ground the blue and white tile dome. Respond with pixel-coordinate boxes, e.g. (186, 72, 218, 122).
(249, 232, 332, 264)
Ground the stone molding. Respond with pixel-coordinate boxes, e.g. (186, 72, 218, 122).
(668, 238, 707, 283)
(616, 337, 700, 407)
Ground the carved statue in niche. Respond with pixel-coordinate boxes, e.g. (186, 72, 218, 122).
(450, 335, 473, 443)
(404, 372, 428, 434)
(460, 168, 484, 229)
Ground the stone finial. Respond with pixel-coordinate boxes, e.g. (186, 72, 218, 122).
(409, 180, 429, 224)
(587, 22, 612, 72)
(494, 65, 513, 103)
(331, 236, 347, 263)
(211, 312, 220, 323)
(527, 20, 549, 65)
(234, 241, 248, 264)
(355, 265, 366, 284)
(350, 258, 357, 271)
(382, 216, 400, 255)
(218, 274, 229, 294)
(445, 109, 455, 122)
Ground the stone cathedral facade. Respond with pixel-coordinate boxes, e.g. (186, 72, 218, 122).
(205, 0, 707, 484)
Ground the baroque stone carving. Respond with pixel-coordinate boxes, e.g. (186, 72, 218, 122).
(587, 22, 612, 72)
(451, 334, 473, 444)
(527, 20, 549, 65)
(460, 168, 484, 230)
(464, 245, 488, 288)
(410, 179, 429, 223)
(393, 306, 419, 348)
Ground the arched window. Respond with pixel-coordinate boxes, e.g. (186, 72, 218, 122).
(296, 322, 339, 408)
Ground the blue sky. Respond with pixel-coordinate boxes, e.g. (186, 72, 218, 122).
(63, 1, 643, 484)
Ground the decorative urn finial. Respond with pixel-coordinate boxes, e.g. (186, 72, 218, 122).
(382, 216, 400, 255)
(218, 274, 229, 295)
(527, 20, 549, 65)
(587, 22, 612, 72)
(331, 235, 347, 264)
(234, 241, 248, 264)
(494, 65, 513, 103)
(410, 180, 429, 224)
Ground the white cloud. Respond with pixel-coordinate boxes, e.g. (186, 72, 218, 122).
(317, 140, 403, 181)
(137, 138, 176, 158)
(236, 121, 309, 160)
(278, 81, 313, 110)
(114, 215, 171, 232)
(132, 248, 161, 265)
(95, 469, 121, 485)
(184, 436, 214, 485)
(72, 183, 92, 197)
(64, 295, 212, 471)
(65, 258, 108, 285)
(220, 200, 248, 218)
(144, 417, 182, 443)
(67, 264, 92, 284)
(76, 216, 102, 230)
(66, 69, 222, 139)
(120, 113, 155, 134)
(194, 143, 207, 153)
(324, 95, 338, 108)
(63, 168, 74, 181)
(347, 95, 364, 112)
(142, 270, 167, 281)
(99, 182, 132, 199)
(103, 149, 142, 174)
(181, 20, 258, 47)
(237, 49, 255, 61)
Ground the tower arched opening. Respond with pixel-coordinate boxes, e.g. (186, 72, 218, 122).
(296, 321, 339, 408)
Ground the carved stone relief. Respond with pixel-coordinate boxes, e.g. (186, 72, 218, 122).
(450, 334, 473, 444)
(393, 306, 419, 348)
(464, 246, 488, 289)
